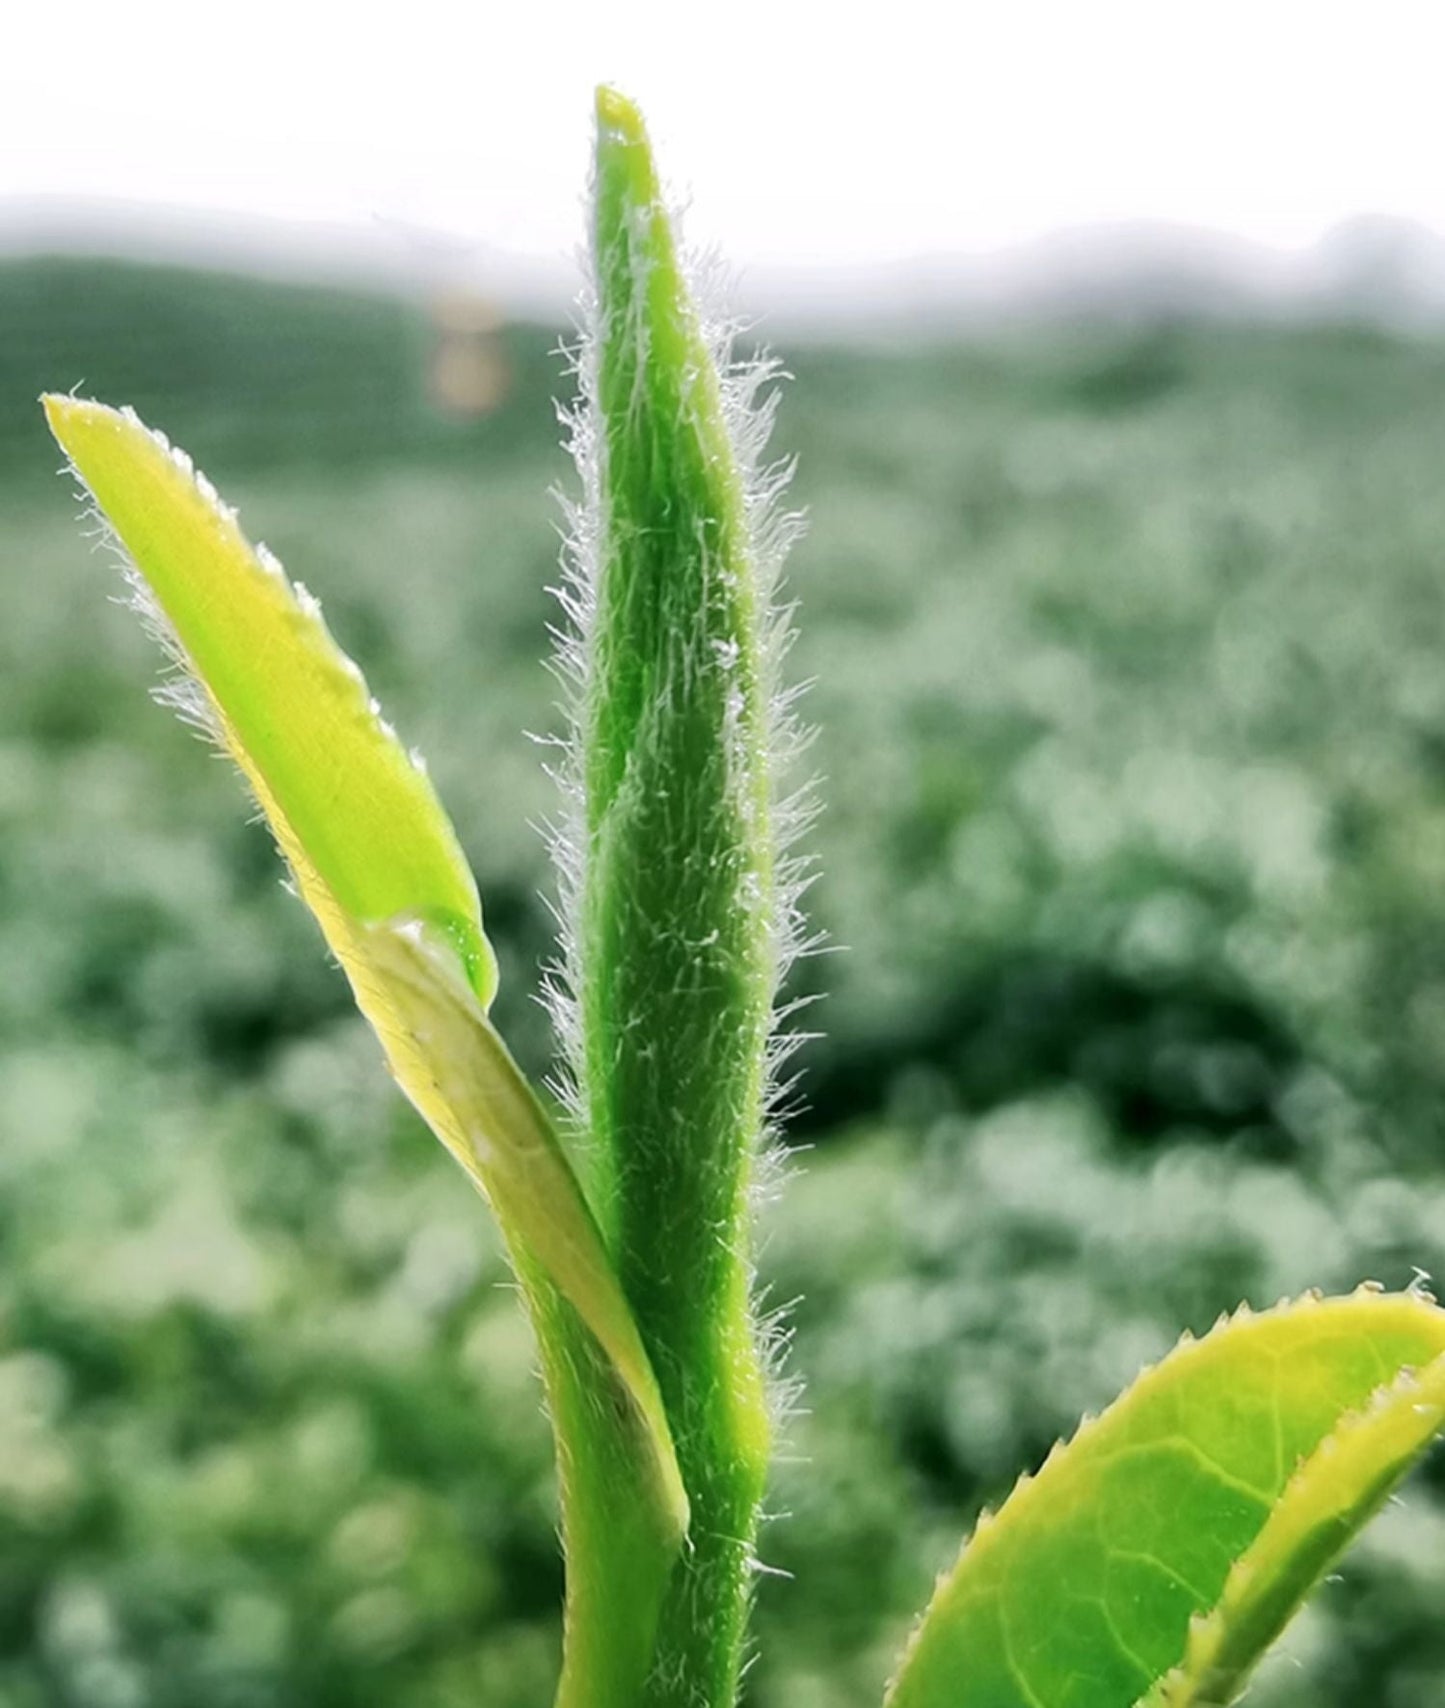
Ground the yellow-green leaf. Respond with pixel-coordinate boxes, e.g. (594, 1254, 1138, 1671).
(884, 1289, 1445, 1708)
(359, 916, 687, 1533)
(41, 393, 688, 1551)
(42, 394, 495, 1000)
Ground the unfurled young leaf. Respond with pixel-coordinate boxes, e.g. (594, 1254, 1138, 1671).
(42, 395, 496, 1000)
(42, 390, 688, 1708)
(885, 1289, 1445, 1708)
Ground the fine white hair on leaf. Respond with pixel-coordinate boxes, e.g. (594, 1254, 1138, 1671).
(51, 405, 311, 768)
(51, 403, 381, 931)
(64, 464, 228, 758)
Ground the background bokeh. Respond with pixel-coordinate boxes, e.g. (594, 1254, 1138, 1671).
(6, 245, 1445, 1707)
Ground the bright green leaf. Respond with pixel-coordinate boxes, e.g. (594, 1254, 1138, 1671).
(885, 1289, 1445, 1708)
(1144, 1338, 1445, 1706)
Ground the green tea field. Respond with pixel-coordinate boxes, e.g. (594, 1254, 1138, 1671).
(4, 259, 1445, 1706)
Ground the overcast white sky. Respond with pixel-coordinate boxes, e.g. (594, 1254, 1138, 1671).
(4, 0, 1442, 280)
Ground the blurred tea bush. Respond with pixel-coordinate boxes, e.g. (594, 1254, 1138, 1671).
(4, 260, 1445, 1705)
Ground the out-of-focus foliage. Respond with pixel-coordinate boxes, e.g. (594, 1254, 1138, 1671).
(4, 261, 1445, 1706)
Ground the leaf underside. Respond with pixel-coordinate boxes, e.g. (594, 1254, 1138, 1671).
(885, 1289, 1445, 1708)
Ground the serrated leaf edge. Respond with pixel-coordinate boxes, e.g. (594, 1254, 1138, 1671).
(883, 1284, 1445, 1708)
(1139, 1338, 1445, 1707)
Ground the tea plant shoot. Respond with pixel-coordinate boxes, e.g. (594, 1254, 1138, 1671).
(44, 86, 1445, 1708)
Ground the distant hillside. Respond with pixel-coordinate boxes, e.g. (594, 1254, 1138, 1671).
(0, 256, 565, 484)
(14, 199, 1445, 337)
(10, 222, 1445, 492)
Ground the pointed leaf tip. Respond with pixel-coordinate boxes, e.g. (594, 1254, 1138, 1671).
(593, 85, 662, 212)
(41, 393, 497, 1003)
(594, 84, 646, 142)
